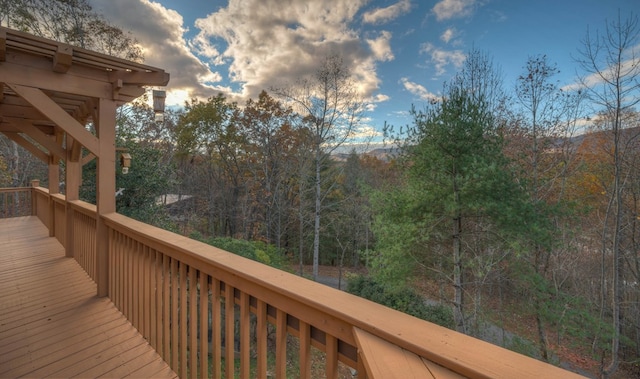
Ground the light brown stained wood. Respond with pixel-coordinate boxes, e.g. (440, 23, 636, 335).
(275, 308, 287, 378)
(256, 299, 268, 379)
(0, 216, 176, 379)
(199, 272, 209, 379)
(179, 261, 188, 379)
(189, 266, 198, 377)
(354, 327, 465, 379)
(212, 278, 222, 379)
(240, 291, 250, 379)
(326, 334, 339, 379)
(299, 320, 312, 379)
(225, 284, 235, 379)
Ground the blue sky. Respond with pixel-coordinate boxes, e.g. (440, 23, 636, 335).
(90, 0, 638, 142)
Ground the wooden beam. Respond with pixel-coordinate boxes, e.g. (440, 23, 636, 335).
(96, 97, 117, 297)
(0, 60, 113, 100)
(82, 152, 96, 166)
(2, 132, 49, 163)
(109, 70, 170, 86)
(9, 118, 66, 159)
(0, 29, 5, 62)
(53, 44, 73, 73)
(7, 83, 100, 156)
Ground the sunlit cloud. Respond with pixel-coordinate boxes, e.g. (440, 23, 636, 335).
(190, 0, 390, 103)
(400, 77, 439, 101)
(367, 31, 394, 61)
(89, 0, 223, 105)
(363, 0, 412, 25)
(420, 43, 466, 76)
(432, 0, 476, 21)
(440, 28, 456, 43)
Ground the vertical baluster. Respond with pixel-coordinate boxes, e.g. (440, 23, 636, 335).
(180, 262, 188, 379)
(326, 334, 339, 379)
(116, 231, 123, 310)
(171, 258, 179, 371)
(162, 253, 170, 361)
(239, 291, 250, 379)
(143, 245, 150, 340)
(199, 272, 209, 379)
(133, 241, 144, 334)
(150, 248, 157, 348)
(189, 267, 198, 377)
(299, 320, 311, 379)
(275, 309, 287, 378)
(110, 229, 117, 307)
(212, 279, 222, 379)
(256, 300, 267, 379)
(127, 235, 134, 321)
(225, 284, 235, 379)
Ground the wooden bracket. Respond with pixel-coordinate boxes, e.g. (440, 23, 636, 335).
(53, 44, 72, 73)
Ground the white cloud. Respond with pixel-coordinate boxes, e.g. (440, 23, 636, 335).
(432, 0, 475, 21)
(367, 31, 394, 61)
(362, 0, 412, 25)
(191, 0, 386, 102)
(440, 28, 456, 44)
(420, 43, 466, 76)
(88, 0, 223, 105)
(400, 78, 439, 102)
(366, 93, 391, 111)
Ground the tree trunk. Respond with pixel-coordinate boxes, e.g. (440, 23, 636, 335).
(452, 173, 465, 333)
(312, 150, 321, 281)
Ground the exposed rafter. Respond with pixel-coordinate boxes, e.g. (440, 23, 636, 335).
(0, 26, 169, 161)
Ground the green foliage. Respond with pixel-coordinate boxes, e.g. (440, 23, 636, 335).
(192, 235, 287, 269)
(347, 274, 454, 328)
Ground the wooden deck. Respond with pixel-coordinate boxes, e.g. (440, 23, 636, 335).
(0, 216, 177, 379)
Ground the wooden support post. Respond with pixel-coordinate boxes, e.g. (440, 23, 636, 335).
(30, 179, 39, 216)
(65, 136, 81, 258)
(48, 155, 59, 238)
(96, 98, 116, 297)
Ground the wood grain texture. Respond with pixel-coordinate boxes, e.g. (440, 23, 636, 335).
(0, 216, 176, 378)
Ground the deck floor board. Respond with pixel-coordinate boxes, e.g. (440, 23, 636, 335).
(0, 216, 177, 378)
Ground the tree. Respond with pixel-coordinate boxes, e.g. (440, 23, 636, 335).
(237, 91, 299, 248)
(371, 49, 561, 337)
(374, 77, 532, 333)
(575, 12, 640, 377)
(78, 103, 175, 227)
(513, 54, 585, 360)
(274, 54, 366, 281)
(175, 94, 248, 238)
(0, 0, 142, 60)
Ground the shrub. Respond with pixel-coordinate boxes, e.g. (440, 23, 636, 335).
(347, 275, 454, 328)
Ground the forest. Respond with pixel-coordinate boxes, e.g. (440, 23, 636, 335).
(1, 1, 639, 378)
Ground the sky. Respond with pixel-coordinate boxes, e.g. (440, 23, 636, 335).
(88, 0, 638, 143)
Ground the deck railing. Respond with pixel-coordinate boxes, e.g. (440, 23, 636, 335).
(8, 185, 585, 379)
(0, 186, 32, 218)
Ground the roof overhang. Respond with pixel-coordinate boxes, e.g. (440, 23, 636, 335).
(0, 26, 169, 161)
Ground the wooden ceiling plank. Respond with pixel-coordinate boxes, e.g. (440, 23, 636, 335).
(2, 132, 49, 163)
(7, 83, 99, 156)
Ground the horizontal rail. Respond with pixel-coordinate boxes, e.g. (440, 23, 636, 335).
(102, 212, 585, 379)
(3, 186, 585, 379)
(0, 187, 32, 218)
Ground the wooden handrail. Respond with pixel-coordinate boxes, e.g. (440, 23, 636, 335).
(0, 187, 32, 218)
(3, 186, 586, 379)
(101, 212, 586, 379)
